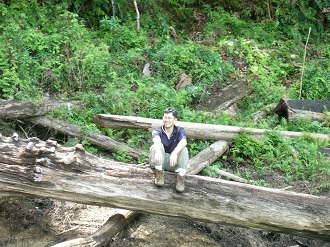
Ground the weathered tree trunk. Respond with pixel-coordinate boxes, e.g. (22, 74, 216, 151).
(28, 117, 231, 245)
(27, 116, 148, 160)
(209, 81, 251, 113)
(274, 98, 330, 122)
(93, 114, 330, 140)
(187, 140, 229, 175)
(28, 117, 234, 177)
(51, 209, 138, 247)
(0, 99, 80, 119)
(0, 134, 329, 241)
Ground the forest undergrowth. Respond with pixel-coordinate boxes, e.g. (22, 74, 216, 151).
(0, 1, 329, 245)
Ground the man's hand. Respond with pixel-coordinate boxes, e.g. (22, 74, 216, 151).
(155, 150, 164, 164)
(170, 152, 178, 167)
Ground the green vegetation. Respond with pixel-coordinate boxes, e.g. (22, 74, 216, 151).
(0, 0, 329, 192)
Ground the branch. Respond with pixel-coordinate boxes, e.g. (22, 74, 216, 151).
(133, 0, 140, 30)
(299, 27, 311, 99)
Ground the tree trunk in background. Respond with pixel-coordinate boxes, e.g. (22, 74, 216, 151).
(27, 116, 147, 160)
(93, 114, 330, 140)
(0, 99, 80, 119)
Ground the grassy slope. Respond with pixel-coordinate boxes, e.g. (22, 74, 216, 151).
(0, 2, 329, 193)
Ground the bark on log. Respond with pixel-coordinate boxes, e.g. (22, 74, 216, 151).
(52, 140, 230, 246)
(51, 209, 138, 247)
(196, 81, 251, 113)
(27, 116, 148, 160)
(93, 114, 330, 140)
(0, 134, 329, 241)
(187, 140, 229, 175)
(0, 99, 80, 119)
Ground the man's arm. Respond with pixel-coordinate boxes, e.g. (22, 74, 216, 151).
(172, 138, 187, 155)
(170, 138, 187, 167)
(153, 137, 164, 164)
(152, 137, 162, 146)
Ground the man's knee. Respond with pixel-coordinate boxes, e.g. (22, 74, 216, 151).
(149, 144, 165, 167)
(179, 147, 189, 159)
(177, 147, 189, 168)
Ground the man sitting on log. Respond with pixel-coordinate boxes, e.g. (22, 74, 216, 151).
(149, 108, 189, 192)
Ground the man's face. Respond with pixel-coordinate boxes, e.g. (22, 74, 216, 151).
(163, 113, 176, 128)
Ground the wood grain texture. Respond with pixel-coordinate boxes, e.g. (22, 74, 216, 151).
(0, 134, 329, 240)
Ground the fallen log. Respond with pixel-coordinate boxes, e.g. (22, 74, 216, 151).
(93, 114, 330, 140)
(210, 82, 251, 113)
(28, 117, 229, 244)
(196, 81, 251, 113)
(0, 98, 80, 119)
(51, 209, 138, 247)
(274, 98, 330, 122)
(1, 131, 144, 245)
(27, 116, 147, 160)
(187, 140, 229, 175)
(0, 134, 329, 241)
(105, 140, 230, 244)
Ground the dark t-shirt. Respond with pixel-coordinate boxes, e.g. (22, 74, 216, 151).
(152, 125, 187, 153)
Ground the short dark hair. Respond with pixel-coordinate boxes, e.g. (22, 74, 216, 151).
(163, 108, 178, 118)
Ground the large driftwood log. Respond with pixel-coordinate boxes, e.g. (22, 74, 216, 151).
(0, 134, 329, 240)
(99, 140, 230, 245)
(93, 114, 330, 140)
(0, 99, 80, 119)
(27, 116, 147, 160)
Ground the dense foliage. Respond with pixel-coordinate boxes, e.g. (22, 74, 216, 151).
(0, 0, 329, 192)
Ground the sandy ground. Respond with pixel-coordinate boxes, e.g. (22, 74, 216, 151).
(1, 192, 329, 247)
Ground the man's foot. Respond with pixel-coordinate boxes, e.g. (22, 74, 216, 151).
(155, 169, 165, 187)
(176, 174, 185, 192)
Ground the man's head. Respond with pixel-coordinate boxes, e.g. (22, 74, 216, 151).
(163, 108, 178, 118)
(162, 108, 178, 128)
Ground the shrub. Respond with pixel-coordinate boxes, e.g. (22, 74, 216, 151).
(288, 59, 330, 100)
(149, 41, 225, 87)
(231, 131, 330, 185)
